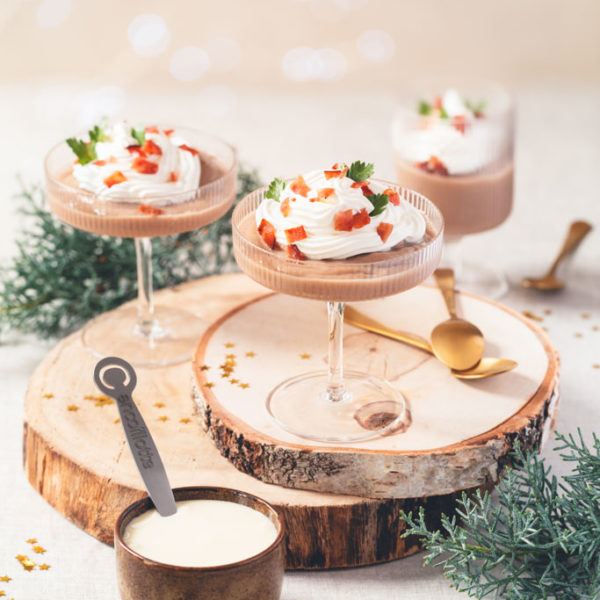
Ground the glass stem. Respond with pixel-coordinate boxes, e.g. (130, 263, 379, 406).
(442, 235, 464, 280)
(135, 237, 157, 338)
(327, 301, 345, 402)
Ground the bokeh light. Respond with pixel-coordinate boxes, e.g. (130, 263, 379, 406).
(36, 0, 72, 29)
(72, 85, 126, 128)
(169, 46, 211, 81)
(356, 29, 396, 62)
(127, 14, 171, 57)
(282, 47, 347, 82)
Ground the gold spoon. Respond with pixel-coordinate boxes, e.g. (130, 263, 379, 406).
(521, 220, 593, 291)
(343, 306, 517, 380)
(430, 268, 485, 371)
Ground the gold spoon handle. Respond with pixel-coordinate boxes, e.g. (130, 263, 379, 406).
(433, 268, 457, 318)
(344, 306, 433, 354)
(547, 220, 593, 277)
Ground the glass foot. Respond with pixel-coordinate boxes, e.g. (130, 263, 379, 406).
(81, 305, 206, 368)
(453, 261, 509, 299)
(266, 370, 409, 443)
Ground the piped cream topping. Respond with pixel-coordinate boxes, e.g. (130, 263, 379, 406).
(71, 121, 201, 203)
(255, 166, 426, 260)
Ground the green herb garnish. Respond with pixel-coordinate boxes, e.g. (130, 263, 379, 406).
(346, 161, 375, 183)
(465, 98, 487, 116)
(439, 106, 449, 119)
(265, 178, 286, 202)
(366, 193, 389, 217)
(65, 119, 108, 165)
(131, 126, 146, 146)
(418, 101, 432, 116)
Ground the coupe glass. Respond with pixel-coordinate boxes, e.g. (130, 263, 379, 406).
(44, 128, 236, 367)
(392, 81, 514, 298)
(232, 181, 443, 443)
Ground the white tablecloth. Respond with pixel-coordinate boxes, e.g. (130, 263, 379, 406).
(1, 84, 599, 599)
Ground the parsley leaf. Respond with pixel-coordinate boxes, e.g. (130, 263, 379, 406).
(465, 98, 487, 115)
(418, 101, 432, 116)
(66, 137, 97, 165)
(265, 178, 286, 202)
(439, 106, 449, 119)
(366, 193, 389, 217)
(346, 161, 375, 182)
(131, 127, 146, 146)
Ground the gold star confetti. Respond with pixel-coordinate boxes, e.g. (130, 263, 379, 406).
(220, 372, 230, 379)
(204, 382, 215, 388)
(230, 378, 239, 385)
(593, 364, 600, 369)
(224, 342, 235, 348)
(300, 353, 311, 359)
(245, 351, 256, 357)
(0, 591, 6, 597)
(582, 313, 591, 319)
(592, 325, 599, 332)
(157, 416, 169, 422)
(38, 564, 51, 571)
(32, 546, 46, 554)
(42, 393, 54, 399)
(239, 383, 250, 389)
(226, 353, 236, 359)
(200, 364, 210, 371)
(92, 395, 114, 407)
(153, 402, 165, 408)
(543, 309, 552, 315)
(0, 577, 10, 583)
(15, 555, 35, 571)
(84, 394, 95, 399)
(114, 418, 121, 424)
(179, 418, 191, 424)
(26, 538, 37, 544)
(574, 332, 583, 338)
(522, 310, 543, 322)
(67, 404, 79, 412)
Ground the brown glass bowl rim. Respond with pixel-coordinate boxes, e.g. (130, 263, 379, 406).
(115, 486, 285, 572)
(44, 125, 237, 204)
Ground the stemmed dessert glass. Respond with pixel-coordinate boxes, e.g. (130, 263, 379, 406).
(45, 128, 236, 367)
(392, 81, 514, 298)
(233, 181, 443, 443)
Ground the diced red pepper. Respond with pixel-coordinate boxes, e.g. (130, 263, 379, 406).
(473, 110, 484, 119)
(142, 139, 163, 155)
(333, 209, 354, 231)
(452, 115, 467, 134)
(138, 205, 164, 216)
(163, 128, 174, 136)
(286, 244, 306, 260)
(132, 157, 159, 174)
(284, 225, 307, 243)
(433, 95, 443, 110)
(383, 188, 400, 206)
(290, 174, 310, 197)
(258, 218, 277, 249)
(351, 181, 374, 196)
(145, 125, 160, 134)
(352, 208, 371, 229)
(167, 171, 178, 182)
(377, 222, 393, 243)
(415, 156, 449, 177)
(179, 144, 199, 156)
(104, 171, 127, 188)
(93, 159, 107, 166)
(324, 166, 348, 179)
(280, 197, 291, 217)
(317, 187, 335, 200)
(126, 145, 146, 157)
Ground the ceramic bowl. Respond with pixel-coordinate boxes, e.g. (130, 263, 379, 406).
(115, 486, 285, 600)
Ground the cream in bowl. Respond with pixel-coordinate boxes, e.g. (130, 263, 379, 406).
(115, 487, 285, 600)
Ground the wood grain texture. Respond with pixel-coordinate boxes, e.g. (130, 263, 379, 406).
(193, 285, 560, 499)
(23, 274, 472, 569)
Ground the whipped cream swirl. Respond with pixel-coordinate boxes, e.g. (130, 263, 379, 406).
(255, 168, 426, 260)
(393, 89, 502, 175)
(72, 121, 201, 203)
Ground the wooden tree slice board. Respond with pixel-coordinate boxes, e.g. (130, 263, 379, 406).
(194, 285, 560, 498)
(24, 273, 477, 570)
